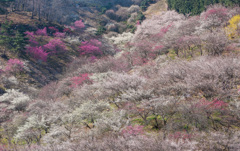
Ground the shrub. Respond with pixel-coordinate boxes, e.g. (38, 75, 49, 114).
(53, 32, 65, 38)
(4, 59, 24, 73)
(35, 27, 48, 36)
(74, 20, 85, 29)
(96, 25, 106, 35)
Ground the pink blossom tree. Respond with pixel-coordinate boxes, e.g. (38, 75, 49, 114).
(48, 26, 59, 35)
(122, 125, 144, 137)
(4, 59, 24, 73)
(35, 27, 48, 36)
(74, 20, 85, 29)
(79, 39, 103, 57)
(53, 32, 65, 38)
(24, 31, 39, 46)
(26, 46, 48, 62)
(43, 38, 67, 54)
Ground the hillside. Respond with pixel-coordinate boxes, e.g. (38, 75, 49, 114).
(0, 0, 240, 151)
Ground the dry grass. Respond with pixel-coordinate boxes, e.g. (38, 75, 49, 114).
(144, 0, 168, 18)
(0, 11, 46, 25)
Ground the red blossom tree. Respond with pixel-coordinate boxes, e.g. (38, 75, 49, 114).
(43, 38, 67, 54)
(79, 39, 103, 57)
(70, 73, 92, 88)
(26, 46, 48, 62)
(169, 132, 193, 142)
(122, 125, 144, 137)
(196, 98, 228, 111)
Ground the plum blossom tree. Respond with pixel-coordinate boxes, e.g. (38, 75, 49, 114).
(201, 29, 229, 55)
(0, 89, 30, 112)
(175, 35, 202, 57)
(199, 5, 229, 32)
(71, 100, 110, 129)
(100, 73, 146, 108)
(132, 41, 164, 65)
(122, 125, 144, 137)
(132, 11, 185, 42)
(14, 115, 48, 145)
(96, 110, 127, 133)
(148, 96, 179, 134)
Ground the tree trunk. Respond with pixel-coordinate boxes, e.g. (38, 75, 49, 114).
(38, 3, 41, 21)
(31, 0, 35, 19)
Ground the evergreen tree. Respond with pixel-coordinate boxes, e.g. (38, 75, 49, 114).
(167, 0, 240, 15)
(12, 31, 28, 54)
(0, 21, 28, 55)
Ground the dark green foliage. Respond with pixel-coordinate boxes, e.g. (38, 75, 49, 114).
(136, 12, 145, 21)
(99, 3, 113, 14)
(0, 85, 6, 95)
(126, 24, 137, 33)
(0, 21, 14, 35)
(95, 25, 106, 35)
(0, 8, 6, 14)
(0, 21, 14, 51)
(167, 0, 240, 15)
(0, 21, 28, 54)
(12, 31, 28, 53)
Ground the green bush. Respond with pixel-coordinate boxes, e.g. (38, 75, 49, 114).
(95, 26, 106, 35)
(135, 12, 145, 22)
